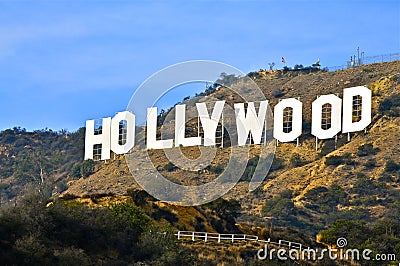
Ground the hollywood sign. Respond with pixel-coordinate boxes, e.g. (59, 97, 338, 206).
(85, 86, 371, 160)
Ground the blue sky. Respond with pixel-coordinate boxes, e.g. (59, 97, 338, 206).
(0, 0, 399, 131)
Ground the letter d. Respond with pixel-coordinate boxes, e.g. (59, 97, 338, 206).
(257, 244, 268, 260)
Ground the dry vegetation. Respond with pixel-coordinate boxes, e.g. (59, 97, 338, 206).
(1, 61, 399, 265)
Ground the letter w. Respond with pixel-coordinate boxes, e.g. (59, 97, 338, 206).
(235, 100, 268, 146)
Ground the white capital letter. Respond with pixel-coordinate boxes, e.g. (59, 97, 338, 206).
(235, 100, 268, 146)
(84, 117, 111, 160)
(111, 111, 135, 154)
(196, 101, 225, 146)
(311, 94, 342, 139)
(146, 107, 173, 149)
(342, 86, 371, 133)
(175, 104, 201, 147)
(273, 98, 302, 142)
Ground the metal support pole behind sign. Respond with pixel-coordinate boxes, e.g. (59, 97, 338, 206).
(264, 113, 267, 146)
(221, 112, 224, 148)
(197, 116, 200, 138)
(335, 135, 338, 149)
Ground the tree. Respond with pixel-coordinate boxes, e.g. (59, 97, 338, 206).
(294, 64, 304, 70)
(216, 72, 239, 87)
(318, 220, 370, 247)
(268, 62, 275, 70)
(13, 149, 59, 184)
(69, 163, 81, 178)
(80, 160, 95, 178)
(205, 198, 241, 220)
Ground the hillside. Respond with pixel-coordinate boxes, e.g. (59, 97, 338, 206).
(0, 128, 85, 206)
(61, 61, 400, 229)
(0, 60, 399, 265)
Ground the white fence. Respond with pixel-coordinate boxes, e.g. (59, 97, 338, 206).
(326, 52, 399, 72)
(175, 231, 305, 250)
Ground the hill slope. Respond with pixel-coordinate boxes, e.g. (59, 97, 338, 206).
(1, 60, 399, 265)
(60, 61, 400, 232)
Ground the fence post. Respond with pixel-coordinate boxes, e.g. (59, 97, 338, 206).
(192, 231, 195, 241)
(231, 234, 234, 243)
(218, 234, 221, 243)
(205, 232, 208, 242)
(177, 231, 180, 240)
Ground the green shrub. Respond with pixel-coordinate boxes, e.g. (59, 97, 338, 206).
(379, 93, 400, 117)
(353, 178, 381, 196)
(272, 88, 285, 98)
(363, 67, 373, 73)
(109, 203, 150, 235)
(151, 206, 178, 223)
(241, 156, 259, 181)
(364, 158, 377, 168)
(262, 197, 295, 216)
(385, 160, 400, 172)
(294, 64, 304, 70)
(163, 162, 177, 172)
(241, 165, 255, 181)
(325, 156, 343, 166)
(80, 159, 95, 178)
(357, 143, 378, 156)
(69, 163, 81, 178)
(289, 153, 305, 167)
(319, 218, 400, 263)
(0, 167, 13, 179)
(0, 134, 16, 144)
(262, 190, 295, 218)
(319, 139, 336, 157)
(325, 153, 352, 166)
(205, 198, 241, 220)
(318, 220, 370, 246)
(68, 160, 95, 179)
(275, 189, 290, 199)
(271, 157, 285, 170)
(127, 189, 154, 206)
(303, 185, 348, 208)
(14, 138, 28, 147)
(247, 71, 262, 79)
(0, 194, 197, 265)
(207, 164, 224, 174)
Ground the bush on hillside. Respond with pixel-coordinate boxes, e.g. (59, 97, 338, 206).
(385, 160, 400, 172)
(325, 153, 353, 166)
(0, 193, 194, 265)
(379, 93, 400, 117)
(356, 143, 379, 156)
(364, 158, 377, 168)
